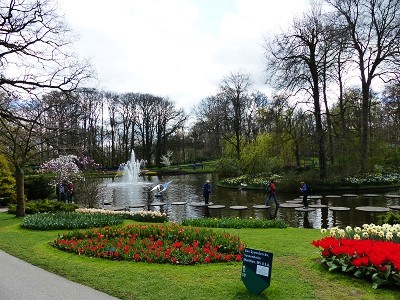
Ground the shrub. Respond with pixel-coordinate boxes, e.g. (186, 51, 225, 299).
(377, 211, 400, 226)
(21, 212, 124, 230)
(0, 155, 16, 205)
(181, 217, 287, 229)
(215, 158, 242, 179)
(24, 175, 55, 201)
(73, 177, 104, 208)
(8, 199, 78, 215)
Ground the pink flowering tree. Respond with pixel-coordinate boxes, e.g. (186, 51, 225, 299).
(76, 156, 101, 171)
(39, 155, 82, 185)
(40, 155, 104, 207)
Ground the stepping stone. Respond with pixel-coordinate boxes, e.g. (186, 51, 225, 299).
(295, 207, 315, 212)
(342, 194, 358, 197)
(356, 206, 390, 212)
(309, 204, 328, 208)
(171, 201, 187, 205)
(189, 202, 213, 207)
(389, 206, 400, 211)
(128, 204, 146, 208)
(208, 205, 225, 209)
(286, 200, 302, 204)
(308, 195, 323, 199)
(363, 194, 380, 197)
(329, 207, 350, 211)
(325, 195, 342, 198)
(385, 194, 400, 198)
(150, 202, 167, 206)
(229, 205, 248, 210)
(279, 203, 303, 208)
(253, 205, 271, 209)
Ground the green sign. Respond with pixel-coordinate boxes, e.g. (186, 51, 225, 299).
(241, 247, 273, 295)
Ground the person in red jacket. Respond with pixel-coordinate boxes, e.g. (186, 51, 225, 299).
(265, 180, 280, 208)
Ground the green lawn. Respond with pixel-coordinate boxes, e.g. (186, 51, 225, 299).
(0, 212, 398, 300)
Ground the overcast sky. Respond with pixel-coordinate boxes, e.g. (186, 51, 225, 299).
(59, 0, 310, 113)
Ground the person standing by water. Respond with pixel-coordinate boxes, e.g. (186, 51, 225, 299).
(66, 181, 74, 203)
(300, 181, 309, 209)
(265, 180, 279, 208)
(202, 180, 211, 205)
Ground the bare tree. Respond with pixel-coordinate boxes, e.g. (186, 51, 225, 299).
(218, 71, 253, 159)
(0, 0, 91, 215)
(154, 98, 187, 167)
(0, 0, 91, 105)
(326, 0, 400, 172)
(135, 94, 159, 165)
(115, 93, 137, 161)
(264, 5, 328, 179)
(192, 96, 225, 160)
(0, 95, 56, 216)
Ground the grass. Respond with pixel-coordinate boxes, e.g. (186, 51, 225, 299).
(0, 212, 399, 300)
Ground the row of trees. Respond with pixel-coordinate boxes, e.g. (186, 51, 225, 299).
(263, 0, 400, 178)
(192, 0, 400, 180)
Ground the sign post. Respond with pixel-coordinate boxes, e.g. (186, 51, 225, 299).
(241, 247, 273, 295)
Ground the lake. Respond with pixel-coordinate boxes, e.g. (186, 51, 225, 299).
(100, 173, 400, 229)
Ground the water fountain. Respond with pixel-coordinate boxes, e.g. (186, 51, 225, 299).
(103, 151, 154, 208)
(119, 151, 142, 183)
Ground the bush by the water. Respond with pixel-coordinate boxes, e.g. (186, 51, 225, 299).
(377, 211, 400, 226)
(181, 217, 287, 229)
(215, 158, 242, 178)
(8, 199, 78, 215)
(21, 212, 124, 230)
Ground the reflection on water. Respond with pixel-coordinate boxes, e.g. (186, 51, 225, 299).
(99, 174, 400, 229)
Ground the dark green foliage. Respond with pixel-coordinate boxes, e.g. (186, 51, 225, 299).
(7, 199, 78, 215)
(24, 175, 55, 201)
(0, 155, 16, 205)
(377, 211, 400, 225)
(181, 217, 287, 229)
(21, 212, 124, 230)
(215, 158, 242, 178)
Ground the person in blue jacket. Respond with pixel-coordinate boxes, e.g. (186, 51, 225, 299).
(300, 181, 309, 209)
(202, 180, 211, 205)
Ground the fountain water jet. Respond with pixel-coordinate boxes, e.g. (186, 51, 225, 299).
(120, 151, 142, 183)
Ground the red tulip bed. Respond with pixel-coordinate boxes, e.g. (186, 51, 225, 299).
(311, 224, 400, 289)
(52, 223, 245, 265)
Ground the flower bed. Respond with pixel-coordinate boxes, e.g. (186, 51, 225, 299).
(21, 212, 124, 230)
(182, 217, 287, 229)
(311, 224, 400, 289)
(51, 223, 245, 264)
(75, 208, 167, 223)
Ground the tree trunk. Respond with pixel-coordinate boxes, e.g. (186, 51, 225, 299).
(360, 83, 370, 173)
(15, 166, 25, 217)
